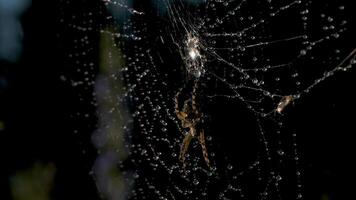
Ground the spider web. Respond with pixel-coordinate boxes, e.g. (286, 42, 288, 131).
(58, 0, 355, 199)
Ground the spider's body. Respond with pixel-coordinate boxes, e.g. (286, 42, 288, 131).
(184, 34, 206, 78)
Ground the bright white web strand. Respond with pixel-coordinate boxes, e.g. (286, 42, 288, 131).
(75, 0, 356, 199)
(102, 0, 145, 15)
(205, 10, 354, 199)
(201, 3, 353, 199)
(161, 1, 270, 198)
(199, 2, 350, 103)
(125, 44, 217, 199)
(159, 1, 354, 199)
(174, 0, 347, 199)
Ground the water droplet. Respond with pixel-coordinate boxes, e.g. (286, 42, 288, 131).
(277, 150, 285, 156)
(276, 175, 282, 181)
(227, 164, 233, 170)
(193, 179, 199, 185)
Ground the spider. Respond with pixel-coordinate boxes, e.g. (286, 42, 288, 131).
(174, 82, 210, 168)
(173, 33, 210, 168)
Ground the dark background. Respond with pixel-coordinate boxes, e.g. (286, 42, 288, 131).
(0, 0, 355, 199)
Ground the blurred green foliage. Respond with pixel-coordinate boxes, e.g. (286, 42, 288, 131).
(10, 163, 56, 200)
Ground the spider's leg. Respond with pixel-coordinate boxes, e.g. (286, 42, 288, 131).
(198, 129, 210, 167)
(174, 88, 183, 116)
(179, 132, 193, 168)
(191, 80, 199, 115)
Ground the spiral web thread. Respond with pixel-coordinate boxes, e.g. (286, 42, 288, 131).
(60, 0, 355, 199)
